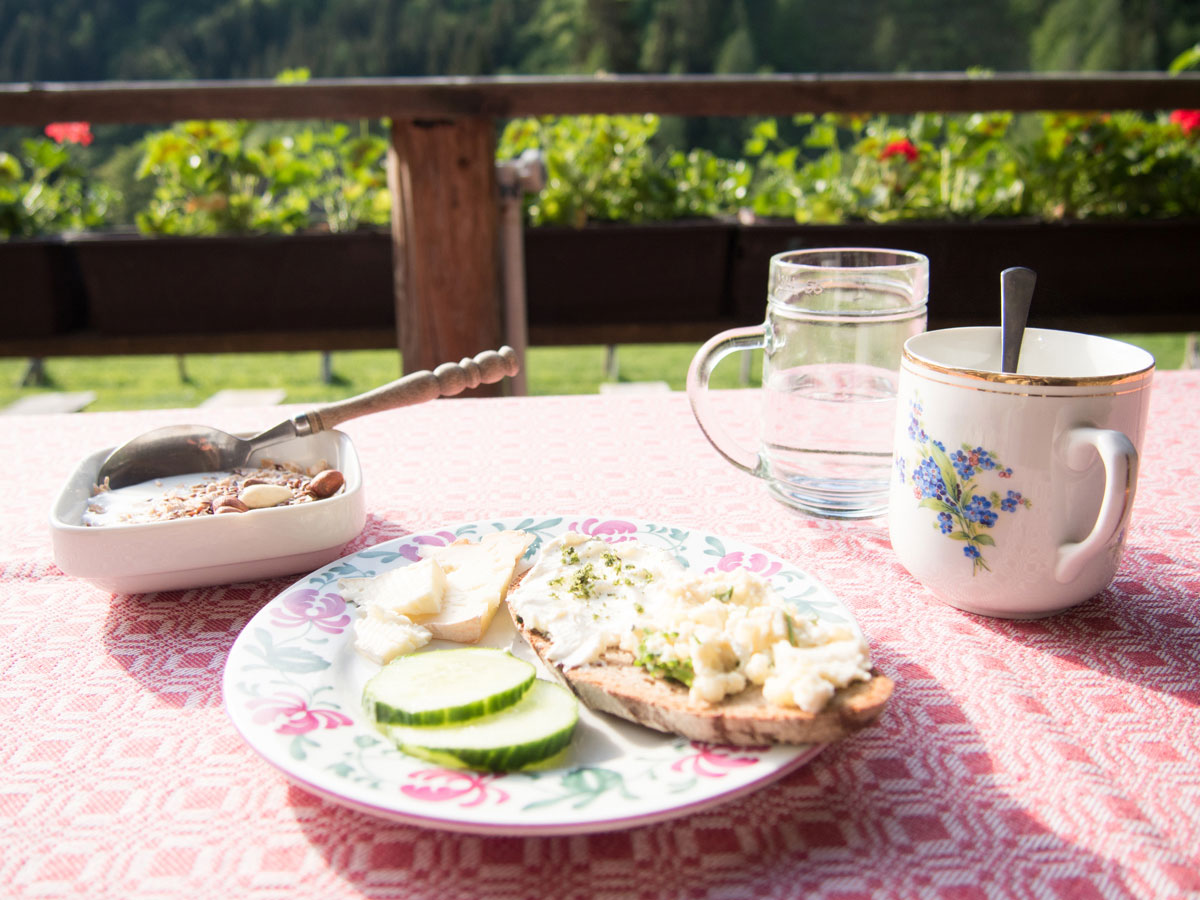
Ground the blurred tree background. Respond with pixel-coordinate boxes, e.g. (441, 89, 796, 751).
(2, 0, 1197, 82)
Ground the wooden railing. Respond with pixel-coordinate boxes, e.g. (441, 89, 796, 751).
(2, 73, 1199, 379)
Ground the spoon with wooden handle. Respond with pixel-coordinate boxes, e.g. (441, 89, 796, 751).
(96, 346, 520, 490)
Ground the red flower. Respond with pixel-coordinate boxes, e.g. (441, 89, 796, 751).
(671, 742, 764, 777)
(879, 138, 919, 162)
(569, 518, 638, 541)
(246, 692, 352, 735)
(710, 550, 781, 579)
(44, 121, 94, 146)
(1169, 109, 1200, 136)
(270, 588, 351, 634)
(401, 769, 510, 807)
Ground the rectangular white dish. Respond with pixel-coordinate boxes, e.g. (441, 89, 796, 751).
(50, 430, 366, 594)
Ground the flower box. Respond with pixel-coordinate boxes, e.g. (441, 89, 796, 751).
(68, 230, 395, 337)
(730, 218, 1200, 334)
(522, 221, 738, 337)
(5, 218, 1196, 359)
(2, 237, 87, 338)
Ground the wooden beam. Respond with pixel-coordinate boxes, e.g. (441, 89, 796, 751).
(0, 73, 1197, 125)
(388, 116, 505, 395)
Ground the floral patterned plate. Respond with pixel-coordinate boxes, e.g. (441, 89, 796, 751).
(222, 515, 857, 835)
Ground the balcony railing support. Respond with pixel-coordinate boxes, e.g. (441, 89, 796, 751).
(388, 115, 505, 395)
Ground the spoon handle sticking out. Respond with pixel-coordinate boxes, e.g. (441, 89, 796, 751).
(293, 346, 520, 436)
(94, 347, 522, 489)
(1001, 267, 1037, 374)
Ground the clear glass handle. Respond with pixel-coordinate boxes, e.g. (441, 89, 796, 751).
(686, 326, 765, 475)
(1056, 426, 1139, 584)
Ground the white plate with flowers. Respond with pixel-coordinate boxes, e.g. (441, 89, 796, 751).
(222, 515, 858, 835)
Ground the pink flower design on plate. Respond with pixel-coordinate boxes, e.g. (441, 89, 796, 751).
(396, 531, 459, 562)
(569, 518, 638, 541)
(400, 769, 510, 807)
(672, 742, 765, 778)
(710, 551, 781, 578)
(271, 589, 351, 634)
(247, 692, 352, 735)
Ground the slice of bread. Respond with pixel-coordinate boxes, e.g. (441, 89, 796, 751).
(510, 614, 893, 746)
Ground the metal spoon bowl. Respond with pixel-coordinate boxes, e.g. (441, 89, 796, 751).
(96, 346, 519, 490)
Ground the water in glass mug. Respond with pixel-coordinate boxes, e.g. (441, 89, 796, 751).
(760, 308, 924, 516)
(687, 247, 928, 520)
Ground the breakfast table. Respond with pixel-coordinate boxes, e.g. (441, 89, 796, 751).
(2, 370, 1199, 900)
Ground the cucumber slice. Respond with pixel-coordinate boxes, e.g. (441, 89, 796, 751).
(381, 680, 579, 772)
(363, 648, 535, 726)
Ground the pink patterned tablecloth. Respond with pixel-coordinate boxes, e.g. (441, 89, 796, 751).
(2, 373, 1199, 899)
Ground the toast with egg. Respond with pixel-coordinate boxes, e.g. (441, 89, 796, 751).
(505, 533, 892, 746)
(514, 625, 892, 746)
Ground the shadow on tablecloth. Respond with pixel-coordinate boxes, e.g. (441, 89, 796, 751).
(100, 580, 284, 706)
(964, 540, 1200, 708)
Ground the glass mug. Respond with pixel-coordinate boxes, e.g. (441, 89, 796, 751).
(687, 247, 928, 519)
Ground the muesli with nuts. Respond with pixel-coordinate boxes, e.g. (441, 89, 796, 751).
(83, 460, 345, 527)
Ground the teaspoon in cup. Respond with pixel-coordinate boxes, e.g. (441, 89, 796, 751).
(1001, 266, 1037, 374)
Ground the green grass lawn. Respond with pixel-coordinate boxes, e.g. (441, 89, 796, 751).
(0, 334, 1181, 412)
(0, 343, 764, 411)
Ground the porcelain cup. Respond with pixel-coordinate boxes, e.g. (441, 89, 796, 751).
(888, 327, 1154, 618)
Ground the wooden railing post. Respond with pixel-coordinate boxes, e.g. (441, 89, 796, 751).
(387, 115, 506, 395)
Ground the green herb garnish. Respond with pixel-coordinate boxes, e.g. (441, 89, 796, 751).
(635, 635, 694, 687)
(568, 563, 597, 600)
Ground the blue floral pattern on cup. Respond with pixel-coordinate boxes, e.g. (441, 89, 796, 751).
(901, 397, 1032, 574)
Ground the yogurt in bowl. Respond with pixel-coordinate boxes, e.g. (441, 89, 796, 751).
(51, 430, 365, 594)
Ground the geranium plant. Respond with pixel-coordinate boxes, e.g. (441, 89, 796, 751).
(134, 70, 390, 236)
(135, 118, 390, 235)
(1022, 110, 1200, 219)
(0, 121, 116, 237)
(498, 114, 750, 226)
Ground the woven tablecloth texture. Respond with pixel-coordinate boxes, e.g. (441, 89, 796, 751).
(2, 372, 1198, 899)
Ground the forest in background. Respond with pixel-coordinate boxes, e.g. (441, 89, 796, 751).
(2, 0, 1199, 83)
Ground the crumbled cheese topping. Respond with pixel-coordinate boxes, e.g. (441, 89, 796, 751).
(509, 534, 874, 713)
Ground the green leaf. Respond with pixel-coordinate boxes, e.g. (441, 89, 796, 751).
(1169, 44, 1200, 74)
(246, 628, 331, 674)
(974, 534, 996, 547)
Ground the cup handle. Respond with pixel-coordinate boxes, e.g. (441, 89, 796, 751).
(1056, 426, 1140, 584)
(686, 326, 765, 475)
